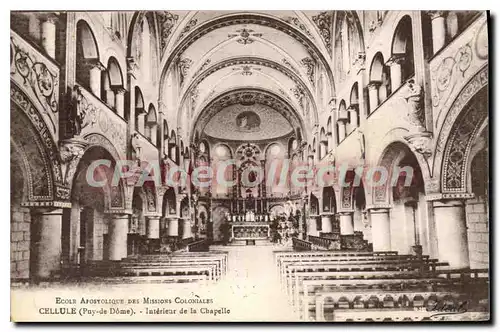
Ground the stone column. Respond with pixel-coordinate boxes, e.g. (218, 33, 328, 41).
(28, 14, 40, 41)
(387, 55, 405, 92)
(339, 212, 354, 235)
(369, 208, 391, 251)
(307, 217, 317, 236)
(182, 218, 193, 239)
(337, 108, 349, 142)
(428, 11, 447, 54)
(348, 105, 359, 128)
(337, 121, 346, 142)
(88, 60, 105, 97)
(146, 216, 160, 239)
(367, 82, 381, 113)
(41, 15, 57, 58)
(31, 208, 63, 279)
(114, 88, 126, 118)
(433, 200, 470, 269)
(127, 57, 137, 137)
(167, 217, 179, 236)
(321, 214, 333, 233)
(103, 74, 115, 108)
(108, 214, 129, 261)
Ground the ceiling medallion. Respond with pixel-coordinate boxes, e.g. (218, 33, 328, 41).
(232, 65, 261, 76)
(239, 93, 256, 106)
(228, 28, 263, 45)
(312, 11, 333, 53)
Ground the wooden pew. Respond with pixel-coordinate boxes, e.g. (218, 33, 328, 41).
(308, 235, 340, 250)
(314, 289, 470, 321)
(274, 251, 397, 275)
(84, 251, 229, 284)
(187, 239, 210, 252)
(285, 262, 448, 303)
(292, 237, 312, 251)
(299, 274, 489, 320)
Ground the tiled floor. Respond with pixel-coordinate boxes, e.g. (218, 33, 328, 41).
(209, 244, 298, 321)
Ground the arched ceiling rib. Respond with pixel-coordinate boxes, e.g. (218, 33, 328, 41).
(191, 88, 308, 142)
(156, 11, 335, 143)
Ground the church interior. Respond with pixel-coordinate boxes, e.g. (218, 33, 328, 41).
(10, 10, 489, 321)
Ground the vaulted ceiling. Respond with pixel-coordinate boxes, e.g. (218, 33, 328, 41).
(156, 11, 336, 142)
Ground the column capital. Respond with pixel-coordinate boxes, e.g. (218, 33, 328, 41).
(31, 207, 64, 216)
(40, 12, 60, 24)
(433, 199, 466, 208)
(145, 214, 162, 220)
(386, 54, 406, 66)
(425, 192, 475, 202)
(337, 211, 354, 216)
(367, 81, 382, 90)
(427, 10, 447, 20)
(104, 210, 133, 216)
(112, 87, 127, 95)
(347, 104, 359, 112)
(126, 57, 139, 78)
(366, 205, 391, 213)
(83, 58, 105, 71)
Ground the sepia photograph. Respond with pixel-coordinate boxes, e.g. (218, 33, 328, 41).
(9, 9, 490, 322)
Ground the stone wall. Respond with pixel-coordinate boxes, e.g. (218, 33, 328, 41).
(11, 202, 31, 280)
(466, 196, 489, 268)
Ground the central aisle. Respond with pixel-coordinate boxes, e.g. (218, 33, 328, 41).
(209, 244, 299, 321)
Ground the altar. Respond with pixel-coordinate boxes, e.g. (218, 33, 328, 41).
(231, 222, 271, 240)
(228, 210, 271, 244)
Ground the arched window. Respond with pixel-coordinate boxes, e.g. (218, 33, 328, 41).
(391, 15, 415, 90)
(169, 130, 177, 162)
(288, 137, 297, 156)
(163, 120, 169, 157)
(337, 100, 348, 143)
(134, 87, 145, 134)
(101, 57, 123, 112)
(319, 127, 328, 159)
(140, 18, 152, 82)
(368, 52, 391, 113)
(326, 116, 334, 150)
(145, 104, 157, 144)
(213, 144, 233, 196)
(75, 20, 101, 95)
(348, 82, 360, 129)
(334, 12, 365, 81)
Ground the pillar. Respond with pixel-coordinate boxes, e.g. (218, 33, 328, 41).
(348, 105, 359, 128)
(108, 214, 129, 261)
(369, 208, 391, 251)
(167, 217, 179, 236)
(433, 200, 470, 269)
(367, 82, 381, 113)
(387, 55, 404, 92)
(28, 14, 40, 41)
(378, 82, 388, 102)
(429, 11, 447, 55)
(127, 59, 137, 135)
(41, 16, 57, 58)
(337, 121, 346, 142)
(88, 61, 104, 96)
(182, 218, 193, 239)
(339, 212, 354, 235)
(103, 74, 115, 108)
(307, 217, 318, 236)
(146, 216, 160, 239)
(31, 208, 63, 279)
(114, 88, 126, 118)
(321, 215, 333, 233)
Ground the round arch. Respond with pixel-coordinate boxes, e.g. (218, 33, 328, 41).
(433, 67, 488, 195)
(158, 12, 335, 97)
